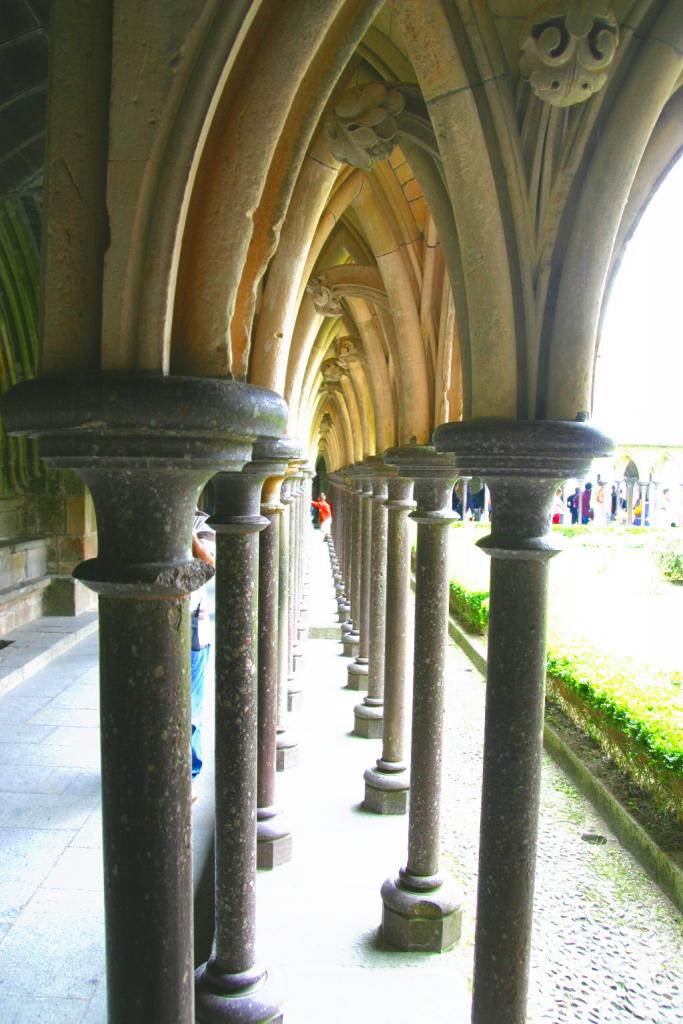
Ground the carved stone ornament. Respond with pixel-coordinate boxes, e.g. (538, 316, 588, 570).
(325, 82, 406, 170)
(306, 277, 343, 316)
(321, 357, 346, 384)
(520, 1, 619, 107)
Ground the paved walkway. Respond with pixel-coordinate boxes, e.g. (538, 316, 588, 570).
(0, 530, 681, 1022)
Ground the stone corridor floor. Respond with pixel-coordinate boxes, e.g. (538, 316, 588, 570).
(0, 529, 681, 1022)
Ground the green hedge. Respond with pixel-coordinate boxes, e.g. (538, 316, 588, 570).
(447, 577, 683, 780)
(448, 580, 489, 634)
(545, 644, 683, 775)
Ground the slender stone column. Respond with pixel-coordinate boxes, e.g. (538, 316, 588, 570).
(348, 471, 372, 689)
(434, 418, 611, 1024)
(342, 476, 362, 657)
(287, 464, 305, 710)
(255, 438, 299, 870)
(363, 474, 414, 813)
(276, 462, 300, 772)
(195, 451, 287, 1023)
(1, 373, 283, 1024)
(380, 446, 462, 951)
(354, 458, 392, 735)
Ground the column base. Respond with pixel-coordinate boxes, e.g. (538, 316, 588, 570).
(363, 763, 409, 814)
(257, 808, 293, 871)
(380, 871, 462, 952)
(297, 624, 308, 643)
(276, 733, 299, 771)
(287, 684, 303, 712)
(342, 632, 360, 658)
(346, 659, 368, 690)
(195, 961, 282, 1023)
(353, 700, 383, 738)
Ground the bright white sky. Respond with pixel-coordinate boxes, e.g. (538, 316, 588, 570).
(592, 155, 683, 446)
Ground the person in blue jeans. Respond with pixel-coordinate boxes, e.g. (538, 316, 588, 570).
(190, 513, 215, 799)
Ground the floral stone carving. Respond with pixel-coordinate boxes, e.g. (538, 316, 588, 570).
(520, 1, 619, 107)
(306, 277, 343, 316)
(325, 82, 405, 170)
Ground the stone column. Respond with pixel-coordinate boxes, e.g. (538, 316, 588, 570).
(342, 476, 361, 657)
(363, 474, 414, 813)
(337, 477, 352, 628)
(195, 452, 287, 1022)
(255, 438, 299, 870)
(287, 464, 305, 710)
(379, 445, 462, 952)
(626, 479, 635, 523)
(434, 418, 611, 1024)
(347, 472, 372, 689)
(276, 463, 300, 773)
(2, 373, 283, 1024)
(354, 459, 391, 736)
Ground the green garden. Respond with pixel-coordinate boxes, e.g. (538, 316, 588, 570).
(447, 523, 683, 824)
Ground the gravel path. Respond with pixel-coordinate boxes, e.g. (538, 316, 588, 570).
(440, 646, 683, 1023)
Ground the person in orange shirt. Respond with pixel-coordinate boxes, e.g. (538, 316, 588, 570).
(311, 492, 333, 541)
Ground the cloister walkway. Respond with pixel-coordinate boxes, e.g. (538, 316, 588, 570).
(0, 529, 681, 1022)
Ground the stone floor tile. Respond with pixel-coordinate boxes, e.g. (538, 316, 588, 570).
(28, 706, 99, 727)
(0, 764, 80, 794)
(42, 846, 103, 892)
(0, 790, 98, 831)
(39, 725, 101, 750)
(0, 696, 50, 724)
(3, 722, 57, 745)
(0, 742, 101, 770)
(47, 684, 99, 710)
(0, 993, 89, 1023)
(0, 827, 74, 922)
(0, 888, 104, 1000)
(70, 808, 103, 849)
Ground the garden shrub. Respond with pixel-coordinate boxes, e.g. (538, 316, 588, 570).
(448, 580, 489, 634)
(446, 574, 683, 800)
(655, 540, 683, 583)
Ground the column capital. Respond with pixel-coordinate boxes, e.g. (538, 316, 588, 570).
(434, 419, 612, 557)
(254, 436, 301, 514)
(1, 372, 288, 596)
(384, 444, 457, 522)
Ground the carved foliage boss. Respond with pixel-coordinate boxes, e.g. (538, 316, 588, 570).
(520, 1, 619, 107)
(325, 82, 405, 170)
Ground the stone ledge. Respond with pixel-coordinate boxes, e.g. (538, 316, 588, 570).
(0, 611, 99, 698)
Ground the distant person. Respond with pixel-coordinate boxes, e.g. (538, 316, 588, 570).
(311, 492, 333, 541)
(610, 485, 618, 521)
(552, 489, 564, 525)
(581, 482, 593, 524)
(567, 486, 581, 525)
(190, 511, 215, 800)
(655, 488, 674, 528)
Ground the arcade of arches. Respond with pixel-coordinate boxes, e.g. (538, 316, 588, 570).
(1, 2, 682, 1022)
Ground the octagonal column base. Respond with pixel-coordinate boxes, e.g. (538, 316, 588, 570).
(353, 700, 383, 737)
(363, 762, 409, 814)
(380, 872, 462, 952)
(257, 807, 293, 871)
(287, 683, 303, 712)
(276, 733, 299, 772)
(342, 629, 359, 657)
(195, 961, 282, 1023)
(346, 659, 368, 690)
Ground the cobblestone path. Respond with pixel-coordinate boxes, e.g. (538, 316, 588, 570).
(440, 649, 683, 1024)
